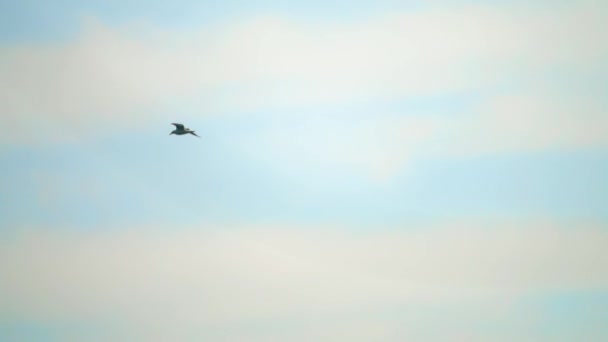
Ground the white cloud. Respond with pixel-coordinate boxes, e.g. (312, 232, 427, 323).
(1, 2, 607, 183)
(446, 90, 608, 157)
(1, 220, 607, 341)
(1, 2, 606, 143)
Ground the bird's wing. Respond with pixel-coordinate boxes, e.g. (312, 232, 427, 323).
(171, 123, 184, 130)
(190, 131, 201, 138)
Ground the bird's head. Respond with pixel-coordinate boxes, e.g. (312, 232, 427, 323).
(169, 131, 175, 135)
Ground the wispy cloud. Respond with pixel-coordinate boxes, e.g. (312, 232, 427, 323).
(1, 2, 606, 140)
(448, 91, 608, 157)
(1, 220, 607, 341)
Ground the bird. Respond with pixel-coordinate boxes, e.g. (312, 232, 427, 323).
(170, 123, 200, 138)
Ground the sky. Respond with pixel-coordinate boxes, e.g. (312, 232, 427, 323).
(1, 0, 607, 341)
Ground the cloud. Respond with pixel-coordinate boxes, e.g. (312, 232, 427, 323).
(1, 220, 607, 340)
(446, 90, 608, 157)
(1, 2, 606, 183)
(1, 2, 606, 144)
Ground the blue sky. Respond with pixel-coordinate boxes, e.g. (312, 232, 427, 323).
(0, 0, 424, 44)
(1, 0, 607, 341)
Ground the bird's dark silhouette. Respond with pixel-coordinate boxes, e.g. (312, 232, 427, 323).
(170, 123, 200, 138)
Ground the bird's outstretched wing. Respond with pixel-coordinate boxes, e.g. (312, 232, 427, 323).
(190, 131, 200, 138)
(171, 123, 184, 130)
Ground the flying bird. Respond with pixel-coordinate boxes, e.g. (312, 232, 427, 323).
(170, 123, 200, 138)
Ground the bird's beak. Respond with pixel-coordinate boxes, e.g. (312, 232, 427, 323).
(169, 132, 174, 135)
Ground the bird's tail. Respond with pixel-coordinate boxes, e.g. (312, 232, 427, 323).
(190, 131, 201, 138)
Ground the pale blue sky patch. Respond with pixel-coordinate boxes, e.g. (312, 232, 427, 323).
(1, 133, 607, 229)
(524, 291, 608, 340)
(0, 0, 429, 43)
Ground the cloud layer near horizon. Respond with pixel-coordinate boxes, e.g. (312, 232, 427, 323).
(1, 221, 607, 341)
